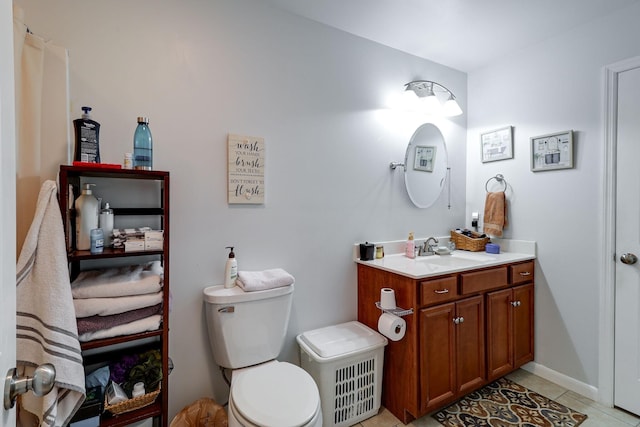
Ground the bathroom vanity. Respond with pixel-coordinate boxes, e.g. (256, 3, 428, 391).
(356, 241, 535, 424)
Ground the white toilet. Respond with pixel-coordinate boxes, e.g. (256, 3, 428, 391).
(203, 283, 323, 427)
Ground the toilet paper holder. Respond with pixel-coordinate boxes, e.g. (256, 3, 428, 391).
(374, 301, 413, 317)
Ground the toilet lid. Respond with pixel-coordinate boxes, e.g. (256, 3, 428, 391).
(231, 361, 319, 427)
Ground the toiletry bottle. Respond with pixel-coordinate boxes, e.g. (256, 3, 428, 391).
(75, 184, 99, 250)
(73, 106, 101, 163)
(90, 228, 104, 254)
(133, 117, 153, 170)
(224, 246, 238, 288)
(99, 202, 114, 248)
(405, 232, 415, 259)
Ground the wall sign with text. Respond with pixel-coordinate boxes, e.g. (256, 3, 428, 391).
(227, 133, 265, 204)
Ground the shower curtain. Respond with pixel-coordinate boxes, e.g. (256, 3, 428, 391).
(13, 6, 69, 256)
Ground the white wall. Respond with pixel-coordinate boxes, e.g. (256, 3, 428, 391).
(13, 0, 467, 418)
(467, 2, 640, 390)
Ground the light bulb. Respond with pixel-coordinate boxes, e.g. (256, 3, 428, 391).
(421, 87, 441, 114)
(443, 94, 463, 116)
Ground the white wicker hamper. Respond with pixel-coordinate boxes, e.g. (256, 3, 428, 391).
(296, 321, 387, 427)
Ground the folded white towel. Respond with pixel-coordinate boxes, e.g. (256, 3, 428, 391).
(74, 291, 163, 318)
(71, 261, 163, 299)
(78, 315, 162, 342)
(236, 268, 295, 292)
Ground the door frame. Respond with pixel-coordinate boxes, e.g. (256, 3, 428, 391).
(599, 55, 640, 407)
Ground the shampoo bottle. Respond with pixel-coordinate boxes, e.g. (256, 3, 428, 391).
(73, 106, 101, 163)
(405, 232, 415, 259)
(224, 246, 238, 288)
(75, 184, 99, 250)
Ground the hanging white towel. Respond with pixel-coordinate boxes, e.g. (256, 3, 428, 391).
(16, 181, 85, 427)
(236, 268, 295, 292)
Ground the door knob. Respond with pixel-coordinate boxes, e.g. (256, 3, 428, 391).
(620, 253, 638, 265)
(4, 364, 56, 410)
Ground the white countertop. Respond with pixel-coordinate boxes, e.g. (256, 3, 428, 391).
(354, 238, 536, 279)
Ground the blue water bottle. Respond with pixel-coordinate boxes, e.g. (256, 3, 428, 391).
(133, 117, 153, 170)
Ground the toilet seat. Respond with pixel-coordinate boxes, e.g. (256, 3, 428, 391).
(230, 361, 321, 426)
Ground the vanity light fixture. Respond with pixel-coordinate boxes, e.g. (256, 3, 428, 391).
(404, 80, 463, 117)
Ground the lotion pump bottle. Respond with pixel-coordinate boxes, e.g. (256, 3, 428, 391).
(224, 246, 238, 288)
(75, 184, 99, 250)
(405, 232, 415, 259)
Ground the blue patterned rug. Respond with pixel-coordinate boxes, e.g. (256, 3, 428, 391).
(433, 377, 587, 427)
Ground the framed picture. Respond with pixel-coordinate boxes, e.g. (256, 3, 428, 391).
(481, 126, 513, 162)
(530, 130, 574, 172)
(414, 145, 436, 172)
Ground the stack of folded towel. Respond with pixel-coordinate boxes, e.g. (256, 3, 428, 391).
(71, 260, 164, 342)
(236, 268, 295, 292)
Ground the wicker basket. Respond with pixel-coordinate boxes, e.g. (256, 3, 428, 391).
(104, 386, 161, 415)
(450, 230, 489, 252)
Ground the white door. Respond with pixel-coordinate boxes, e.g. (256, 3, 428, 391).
(614, 65, 640, 415)
(1, 0, 17, 424)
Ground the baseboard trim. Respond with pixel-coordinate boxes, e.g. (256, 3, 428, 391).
(520, 361, 599, 401)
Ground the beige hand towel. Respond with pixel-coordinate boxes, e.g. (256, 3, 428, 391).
(483, 191, 508, 237)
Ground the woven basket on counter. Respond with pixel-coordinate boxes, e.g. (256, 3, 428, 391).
(450, 230, 489, 252)
(104, 386, 161, 415)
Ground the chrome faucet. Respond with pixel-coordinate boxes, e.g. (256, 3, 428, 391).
(418, 237, 439, 256)
(425, 237, 439, 255)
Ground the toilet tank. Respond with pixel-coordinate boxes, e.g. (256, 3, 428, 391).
(203, 284, 294, 369)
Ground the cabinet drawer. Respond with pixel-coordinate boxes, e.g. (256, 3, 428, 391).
(420, 276, 458, 306)
(460, 266, 508, 295)
(510, 261, 534, 285)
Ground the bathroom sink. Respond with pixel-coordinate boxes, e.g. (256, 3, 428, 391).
(416, 255, 478, 268)
(450, 252, 497, 263)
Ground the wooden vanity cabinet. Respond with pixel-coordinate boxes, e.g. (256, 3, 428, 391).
(357, 259, 535, 425)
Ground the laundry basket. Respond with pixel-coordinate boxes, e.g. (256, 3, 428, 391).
(296, 321, 388, 427)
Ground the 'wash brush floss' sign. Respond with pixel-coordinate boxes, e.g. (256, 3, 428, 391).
(227, 134, 265, 204)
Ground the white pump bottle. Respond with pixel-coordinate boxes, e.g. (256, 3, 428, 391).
(75, 184, 99, 250)
(224, 246, 238, 288)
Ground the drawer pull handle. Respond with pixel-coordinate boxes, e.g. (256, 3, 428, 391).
(519, 272, 531, 276)
(434, 289, 449, 294)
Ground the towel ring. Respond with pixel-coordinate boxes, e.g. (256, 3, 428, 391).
(485, 174, 507, 193)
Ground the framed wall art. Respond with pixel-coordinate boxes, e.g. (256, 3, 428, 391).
(530, 130, 574, 172)
(413, 145, 437, 172)
(227, 133, 265, 204)
(481, 126, 513, 163)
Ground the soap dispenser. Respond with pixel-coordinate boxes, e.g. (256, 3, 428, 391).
(405, 232, 415, 259)
(75, 184, 99, 250)
(224, 246, 238, 288)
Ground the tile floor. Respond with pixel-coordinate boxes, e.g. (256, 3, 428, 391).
(355, 369, 640, 427)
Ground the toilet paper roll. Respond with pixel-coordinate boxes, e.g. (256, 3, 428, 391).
(380, 288, 396, 310)
(377, 312, 406, 342)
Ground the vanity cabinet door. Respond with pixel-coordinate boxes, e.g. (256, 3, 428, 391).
(513, 283, 534, 367)
(486, 288, 513, 380)
(486, 284, 534, 381)
(420, 295, 485, 413)
(456, 295, 485, 395)
(420, 303, 456, 412)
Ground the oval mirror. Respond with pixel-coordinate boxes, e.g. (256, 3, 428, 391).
(404, 123, 448, 208)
